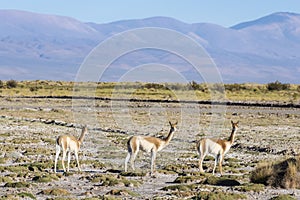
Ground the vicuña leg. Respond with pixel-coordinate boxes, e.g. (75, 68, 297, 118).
(124, 151, 138, 172)
(198, 145, 206, 173)
(67, 151, 71, 172)
(150, 150, 156, 176)
(212, 154, 220, 175)
(54, 145, 61, 173)
(130, 151, 138, 171)
(75, 150, 81, 171)
(61, 150, 67, 172)
(124, 152, 131, 172)
(198, 154, 205, 173)
(218, 154, 224, 176)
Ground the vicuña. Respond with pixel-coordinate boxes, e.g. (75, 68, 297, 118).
(54, 125, 88, 173)
(196, 121, 239, 176)
(125, 121, 178, 176)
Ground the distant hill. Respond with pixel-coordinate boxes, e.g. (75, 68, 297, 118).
(0, 10, 299, 83)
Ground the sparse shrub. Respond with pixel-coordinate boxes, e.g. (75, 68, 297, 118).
(143, 83, 165, 90)
(267, 81, 290, 91)
(4, 165, 28, 173)
(120, 171, 146, 177)
(27, 161, 54, 171)
(39, 188, 70, 196)
(270, 194, 296, 200)
(0, 157, 7, 164)
(162, 163, 191, 173)
(0, 176, 12, 183)
(106, 189, 139, 197)
(18, 192, 36, 200)
(211, 83, 225, 93)
(29, 86, 39, 92)
(32, 174, 58, 183)
(204, 176, 240, 186)
(251, 157, 300, 189)
(189, 81, 206, 91)
(0, 194, 20, 200)
(237, 183, 265, 192)
(4, 181, 30, 188)
(100, 175, 120, 186)
(6, 80, 18, 89)
(250, 161, 273, 185)
(225, 83, 246, 91)
(63, 171, 74, 177)
(192, 191, 247, 200)
(190, 81, 200, 90)
(173, 176, 204, 184)
(165, 83, 189, 91)
(161, 184, 191, 191)
(0, 80, 3, 88)
(86, 174, 141, 187)
(281, 161, 299, 189)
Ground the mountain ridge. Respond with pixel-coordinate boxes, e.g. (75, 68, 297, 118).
(0, 9, 299, 83)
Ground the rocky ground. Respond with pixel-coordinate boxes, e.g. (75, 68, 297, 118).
(0, 97, 299, 199)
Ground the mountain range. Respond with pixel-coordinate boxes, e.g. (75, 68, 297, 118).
(0, 9, 300, 83)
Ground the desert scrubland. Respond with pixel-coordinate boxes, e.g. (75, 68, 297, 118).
(0, 81, 299, 199)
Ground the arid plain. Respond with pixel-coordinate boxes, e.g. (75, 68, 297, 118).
(0, 81, 300, 199)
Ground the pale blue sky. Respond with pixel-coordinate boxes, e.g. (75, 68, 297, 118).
(1, 0, 300, 27)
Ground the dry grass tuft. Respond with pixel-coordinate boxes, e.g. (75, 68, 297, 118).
(191, 191, 247, 200)
(39, 188, 70, 196)
(106, 189, 139, 197)
(204, 176, 241, 186)
(4, 181, 31, 188)
(17, 192, 36, 200)
(237, 183, 265, 192)
(251, 156, 300, 189)
(270, 194, 297, 200)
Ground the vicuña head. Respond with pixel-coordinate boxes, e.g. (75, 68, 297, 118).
(196, 120, 239, 176)
(125, 121, 178, 177)
(54, 125, 88, 173)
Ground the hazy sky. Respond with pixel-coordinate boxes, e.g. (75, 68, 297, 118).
(1, 0, 300, 27)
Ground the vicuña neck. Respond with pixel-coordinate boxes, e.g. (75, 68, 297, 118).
(228, 127, 237, 145)
(78, 128, 87, 144)
(164, 128, 175, 144)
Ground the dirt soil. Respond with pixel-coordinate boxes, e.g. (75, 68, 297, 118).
(0, 97, 300, 199)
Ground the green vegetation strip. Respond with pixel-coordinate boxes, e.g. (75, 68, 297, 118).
(0, 80, 299, 104)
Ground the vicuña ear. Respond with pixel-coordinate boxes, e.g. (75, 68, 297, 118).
(169, 121, 178, 126)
